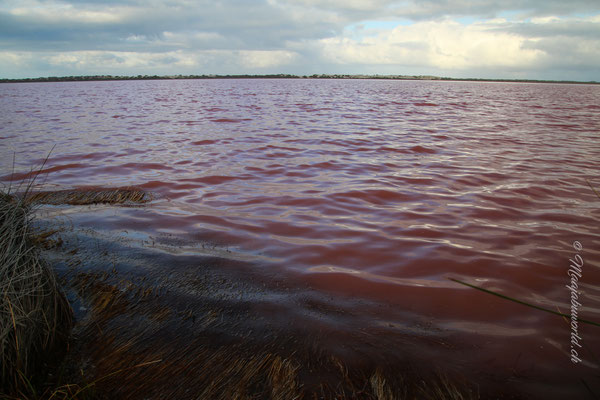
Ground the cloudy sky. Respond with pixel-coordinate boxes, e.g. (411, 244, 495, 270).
(1, 0, 599, 81)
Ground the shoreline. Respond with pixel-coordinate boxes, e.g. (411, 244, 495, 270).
(1, 74, 598, 85)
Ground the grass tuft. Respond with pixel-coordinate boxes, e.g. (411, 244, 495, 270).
(0, 188, 73, 396)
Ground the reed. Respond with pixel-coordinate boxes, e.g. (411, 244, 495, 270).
(449, 278, 600, 327)
(0, 189, 73, 396)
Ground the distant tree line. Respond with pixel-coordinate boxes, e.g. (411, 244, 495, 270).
(0, 74, 597, 84)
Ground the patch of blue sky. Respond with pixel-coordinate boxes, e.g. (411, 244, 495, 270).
(455, 16, 478, 25)
(345, 19, 411, 39)
(360, 20, 412, 29)
(571, 11, 600, 18)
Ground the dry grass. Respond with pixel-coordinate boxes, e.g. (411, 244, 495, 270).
(369, 369, 395, 400)
(50, 272, 479, 400)
(0, 190, 73, 396)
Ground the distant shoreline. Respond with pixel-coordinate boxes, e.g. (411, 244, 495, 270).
(1, 74, 598, 85)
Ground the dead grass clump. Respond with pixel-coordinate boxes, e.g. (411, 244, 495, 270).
(0, 190, 73, 395)
(26, 188, 150, 206)
(418, 371, 479, 400)
(369, 369, 395, 400)
(50, 267, 480, 400)
(267, 356, 301, 399)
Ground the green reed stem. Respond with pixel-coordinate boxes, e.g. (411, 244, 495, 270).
(586, 179, 600, 200)
(449, 278, 600, 328)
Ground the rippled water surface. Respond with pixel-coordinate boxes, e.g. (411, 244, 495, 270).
(1, 79, 600, 397)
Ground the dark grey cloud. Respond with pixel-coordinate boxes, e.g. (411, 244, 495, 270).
(387, 0, 600, 19)
(0, 0, 342, 52)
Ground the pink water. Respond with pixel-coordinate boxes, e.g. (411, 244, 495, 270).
(1, 79, 600, 397)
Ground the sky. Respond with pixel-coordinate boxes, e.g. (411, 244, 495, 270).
(1, 0, 599, 81)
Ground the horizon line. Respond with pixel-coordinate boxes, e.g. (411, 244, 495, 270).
(1, 73, 598, 85)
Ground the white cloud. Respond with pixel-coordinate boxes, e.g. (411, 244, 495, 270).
(160, 31, 227, 48)
(319, 19, 544, 70)
(238, 50, 299, 68)
(0, 49, 298, 77)
(274, 0, 391, 12)
(530, 16, 561, 24)
(9, 2, 130, 24)
(45, 50, 200, 70)
(0, 51, 32, 67)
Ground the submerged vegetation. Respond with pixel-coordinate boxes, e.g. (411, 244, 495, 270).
(38, 270, 478, 400)
(0, 183, 481, 399)
(3, 173, 598, 398)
